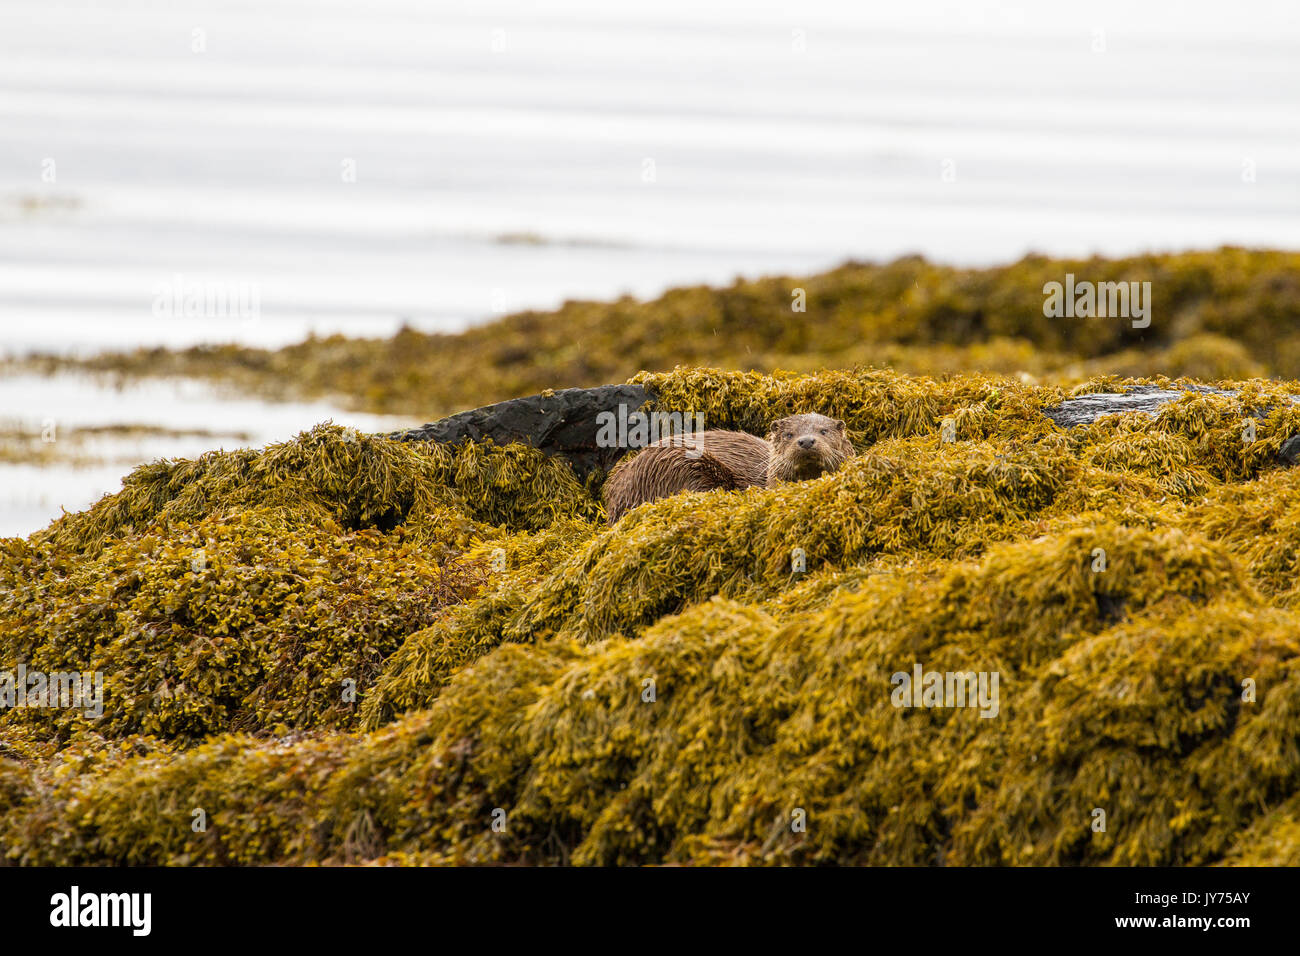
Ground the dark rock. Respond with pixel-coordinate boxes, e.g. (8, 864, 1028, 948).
(1279, 434, 1300, 466)
(390, 384, 651, 476)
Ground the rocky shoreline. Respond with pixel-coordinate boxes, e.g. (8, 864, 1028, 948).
(393, 380, 1300, 473)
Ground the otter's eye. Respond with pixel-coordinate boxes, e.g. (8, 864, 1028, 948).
(819, 428, 828, 435)
(783, 433, 792, 440)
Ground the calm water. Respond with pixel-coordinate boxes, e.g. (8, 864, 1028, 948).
(1, 0, 1296, 353)
(0, 0, 1298, 534)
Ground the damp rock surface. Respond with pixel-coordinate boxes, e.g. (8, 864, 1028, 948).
(1042, 384, 1242, 427)
(391, 383, 650, 476)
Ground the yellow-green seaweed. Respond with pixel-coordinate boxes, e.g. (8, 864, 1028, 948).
(5, 251, 1300, 866)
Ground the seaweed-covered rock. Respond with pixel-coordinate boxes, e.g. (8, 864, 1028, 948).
(1044, 384, 1235, 426)
(3, 525, 1292, 867)
(1044, 383, 1300, 429)
(2, 508, 486, 744)
(6, 366, 1300, 866)
(34, 423, 601, 556)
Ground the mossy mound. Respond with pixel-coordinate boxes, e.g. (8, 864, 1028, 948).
(2, 426, 599, 747)
(35, 423, 601, 557)
(3, 529, 1294, 866)
(4, 366, 1300, 865)
(1, 508, 485, 745)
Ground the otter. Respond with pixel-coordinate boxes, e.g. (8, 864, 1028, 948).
(763, 412, 855, 484)
(602, 412, 854, 522)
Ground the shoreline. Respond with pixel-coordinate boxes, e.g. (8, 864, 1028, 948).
(4, 247, 1293, 418)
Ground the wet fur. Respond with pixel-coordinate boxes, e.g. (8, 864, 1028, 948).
(603, 413, 854, 522)
(603, 430, 769, 523)
(764, 413, 855, 485)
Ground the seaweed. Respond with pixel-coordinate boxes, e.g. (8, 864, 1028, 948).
(5, 250, 1300, 865)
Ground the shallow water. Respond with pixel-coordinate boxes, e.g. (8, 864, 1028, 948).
(1, 0, 1297, 353)
(0, 373, 416, 538)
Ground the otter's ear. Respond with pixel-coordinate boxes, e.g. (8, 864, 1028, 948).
(834, 419, 846, 432)
(766, 416, 788, 442)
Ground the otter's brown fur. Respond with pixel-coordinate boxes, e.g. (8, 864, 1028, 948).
(602, 413, 854, 522)
(603, 430, 769, 523)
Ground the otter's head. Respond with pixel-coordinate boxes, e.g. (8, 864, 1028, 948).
(765, 413, 854, 485)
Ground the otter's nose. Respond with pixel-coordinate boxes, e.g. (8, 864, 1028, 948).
(797, 437, 816, 450)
